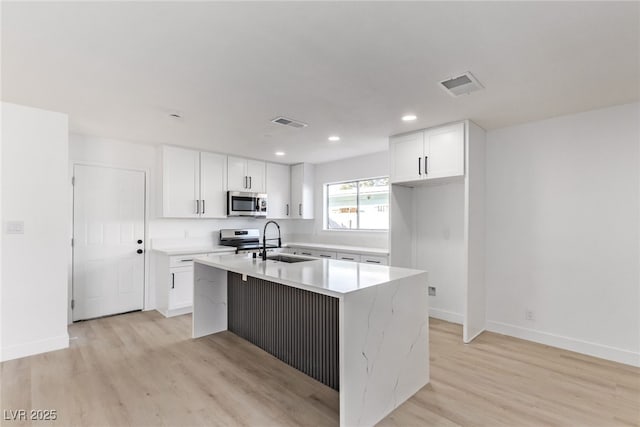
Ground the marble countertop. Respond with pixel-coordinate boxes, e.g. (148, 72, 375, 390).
(152, 245, 236, 256)
(285, 242, 389, 256)
(194, 253, 424, 297)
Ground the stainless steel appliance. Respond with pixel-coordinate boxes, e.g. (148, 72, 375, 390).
(227, 191, 267, 217)
(220, 228, 279, 255)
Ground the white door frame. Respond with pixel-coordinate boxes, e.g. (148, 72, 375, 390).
(69, 162, 149, 323)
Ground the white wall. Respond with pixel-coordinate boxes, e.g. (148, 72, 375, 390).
(69, 134, 308, 314)
(298, 151, 389, 248)
(1, 102, 70, 361)
(414, 181, 466, 323)
(485, 102, 640, 366)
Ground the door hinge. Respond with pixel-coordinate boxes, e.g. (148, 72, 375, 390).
(71, 299, 75, 310)
(71, 176, 75, 186)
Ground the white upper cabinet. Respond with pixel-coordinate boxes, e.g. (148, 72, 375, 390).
(227, 156, 266, 193)
(390, 122, 465, 184)
(199, 152, 227, 218)
(162, 146, 201, 217)
(266, 162, 291, 219)
(291, 163, 314, 219)
(390, 132, 424, 183)
(227, 156, 247, 192)
(247, 159, 266, 193)
(161, 146, 227, 218)
(424, 122, 464, 179)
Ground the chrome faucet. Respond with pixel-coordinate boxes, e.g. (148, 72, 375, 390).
(262, 220, 281, 260)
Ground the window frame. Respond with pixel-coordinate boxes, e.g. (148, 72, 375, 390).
(324, 176, 390, 232)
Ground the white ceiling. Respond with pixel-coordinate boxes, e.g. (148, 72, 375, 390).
(2, 1, 639, 164)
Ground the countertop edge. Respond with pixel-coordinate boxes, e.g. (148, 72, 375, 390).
(152, 246, 237, 256)
(193, 254, 425, 297)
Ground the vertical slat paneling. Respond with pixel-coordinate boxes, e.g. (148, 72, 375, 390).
(227, 272, 339, 391)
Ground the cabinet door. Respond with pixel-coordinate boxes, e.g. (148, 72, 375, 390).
(290, 163, 314, 219)
(246, 159, 266, 193)
(424, 122, 464, 179)
(389, 132, 424, 184)
(266, 162, 291, 218)
(162, 146, 200, 217)
(290, 164, 303, 219)
(169, 267, 193, 310)
(227, 156, 248, 191)
(200, 152, 227, 218)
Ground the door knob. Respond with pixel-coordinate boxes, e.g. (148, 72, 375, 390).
(137, 239, 143, 244)
(137, 249, 143, 254)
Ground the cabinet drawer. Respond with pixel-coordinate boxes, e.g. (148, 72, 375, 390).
(361, 255, 388, 265)
(337, 252, 361, 262)
(169, 255, 201, 268)
(294, 248, 316, 257)
(315, 250, 337, 259)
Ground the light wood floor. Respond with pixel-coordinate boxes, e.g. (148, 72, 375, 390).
(1, 311, 638, 426)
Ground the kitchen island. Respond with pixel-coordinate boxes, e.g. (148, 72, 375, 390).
(192, 253, 429, 427)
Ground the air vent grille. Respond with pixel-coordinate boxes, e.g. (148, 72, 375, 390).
(440, 72, 484, 97)
(271, 116, 308, 128)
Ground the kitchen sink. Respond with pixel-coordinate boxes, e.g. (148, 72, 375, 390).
(266, 255, 313, 264)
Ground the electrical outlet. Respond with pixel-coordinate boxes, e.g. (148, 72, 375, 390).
(428, 286, 436, 296)
(525, 310, 535, 321)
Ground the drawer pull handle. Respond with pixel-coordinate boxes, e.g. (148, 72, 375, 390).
(180, 259, 193, 262)
(319, 254, 332, 258)
(366, 260, 381, 264)
(301, 252, 312, 256)
(171, 273, 175, 289)
(342, 257, 355, 261)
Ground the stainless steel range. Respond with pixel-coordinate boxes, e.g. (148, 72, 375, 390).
(219, 228, 280, 255)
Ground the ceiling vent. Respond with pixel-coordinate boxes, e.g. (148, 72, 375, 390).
(439, 72, 484, 97)
(271, 116, 308, 128)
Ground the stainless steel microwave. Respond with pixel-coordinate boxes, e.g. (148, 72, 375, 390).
(227, 191, 267, 217)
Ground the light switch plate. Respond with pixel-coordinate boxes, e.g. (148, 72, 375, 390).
(5, 221, 25, 235)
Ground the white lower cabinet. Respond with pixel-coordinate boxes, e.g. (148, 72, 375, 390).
(169, 266, 193, 312)
(288, 246, 387, 264)
(154, 251, 212, 317)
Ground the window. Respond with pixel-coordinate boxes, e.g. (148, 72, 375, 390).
(326, 177, 389, 230)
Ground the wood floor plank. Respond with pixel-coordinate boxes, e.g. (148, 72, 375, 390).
(0, 312, 637, 426)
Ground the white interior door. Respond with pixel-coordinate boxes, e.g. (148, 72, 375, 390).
(73, 165, 145, 321)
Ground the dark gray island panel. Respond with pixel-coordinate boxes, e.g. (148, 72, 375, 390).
(227, 271, 340, 390)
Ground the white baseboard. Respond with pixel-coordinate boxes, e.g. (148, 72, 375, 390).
(429, 308, 463, 324)
(464, 326, 486, 343)
(2, 334, 69, 362)
(486, 320, 640, 368)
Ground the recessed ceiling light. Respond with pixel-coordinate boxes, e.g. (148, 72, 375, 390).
(402, 114, 417, 122)
(275, 151, 285, 156)
(328, 136, 340, 142)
